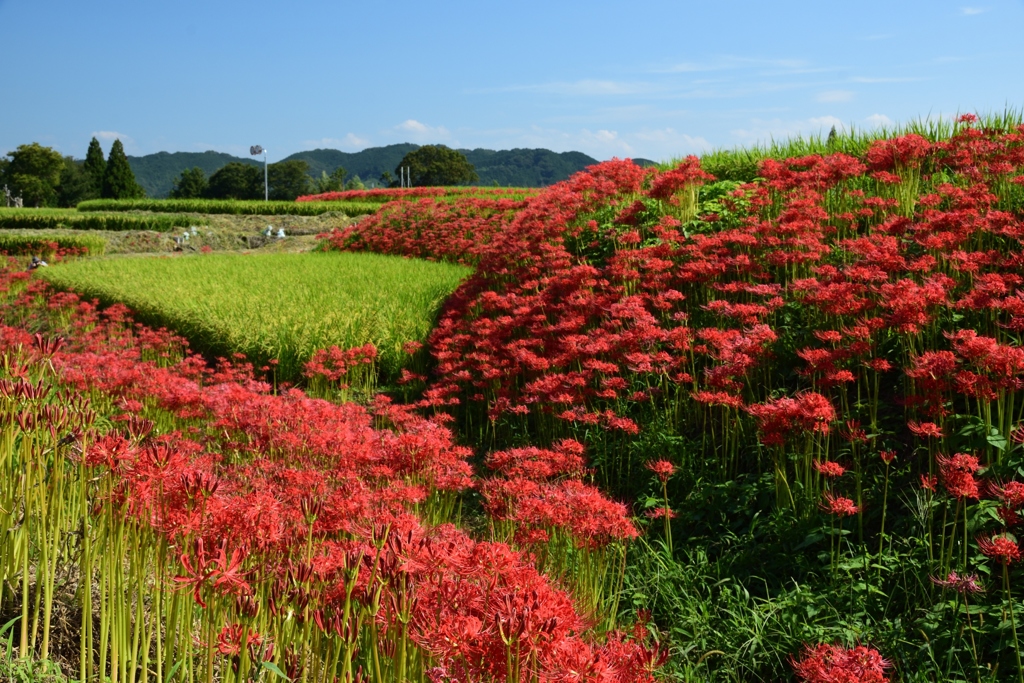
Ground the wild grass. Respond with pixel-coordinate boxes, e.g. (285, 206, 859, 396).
(38, 251, 471, 384)
(76, 199, 379, 217)
(692, 107, 1024, 181)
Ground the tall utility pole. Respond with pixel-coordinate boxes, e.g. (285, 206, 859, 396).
(250, 145, 268, 201)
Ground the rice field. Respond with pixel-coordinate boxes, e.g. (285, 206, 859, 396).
(38, 251, 471, 382)
(0, 231, 106, 257)
(0, 207, 205, 232)
(76, 198, 379, 217)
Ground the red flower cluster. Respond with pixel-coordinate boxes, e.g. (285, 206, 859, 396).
(791, 643, 890, 683)
(303, 342, 378, 385)
(482, 439, 638, 547)
(0, 270, 656, 683)
(937, 452, 982, 500)
(747, 392, 836, 446)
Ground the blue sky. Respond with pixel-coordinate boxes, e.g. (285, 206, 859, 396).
(1, 0, 1022, 163)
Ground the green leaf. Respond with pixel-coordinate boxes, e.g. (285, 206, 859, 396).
(164, 659, 184, 683)
(0, 616, 19, 639)
(261, 661, 291, 681)
(987, 431, 1007, 451)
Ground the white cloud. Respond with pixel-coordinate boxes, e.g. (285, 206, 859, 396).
(394, 120, 451, 142)
(91, 130, 134, 150)
(659, 56, 809, 74)
(817, 90, 855, 103)
(865, 114, 894, 128)
(630, 128, 712, 160)
(486, 125, 710, 163)
(851, 76, 923, 84)
(961, 6, 987, 15)
(478, 79, 659, 96)
(303, 133, 370, 151)
(579, 129, 633, 155)
(730, 116, 845, 145)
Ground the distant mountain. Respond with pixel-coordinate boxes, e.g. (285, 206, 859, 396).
(284, 144, 420, 187)
(460, 148, 599, 187)
(128, 144, 607, 198)
(127, 151, 260, 198)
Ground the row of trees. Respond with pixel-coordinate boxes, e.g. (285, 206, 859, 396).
(172, 145, 480, 198)
(1, 141, 482, 207)
(0, 138, 143, 207)
(169, 162, 358, 200)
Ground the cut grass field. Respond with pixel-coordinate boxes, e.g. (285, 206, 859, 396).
(38, 251, 471, 383)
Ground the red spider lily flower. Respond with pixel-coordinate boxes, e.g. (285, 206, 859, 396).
(991, 480, 1024, 509)
(1011, 424, 1024, 445)
(998, 506, 1022, 527)
(920, 474, 938, 492)
(747, 392, 836, 446)
(791, 642, 891, 683)
(937, 453, 982, 499)
(977, 533, 1021, 565)
(865, 133, 931, 172)
(645, 460, 676, 484)
(907, 421, 944, 439)
(820, 493, 860, 517)
(644, 506, 676, 520)
(647, 156, 714, 200)
(931, 571, 984, 594)
(813, 460, 846, 479)
(175, 539, 215, 608)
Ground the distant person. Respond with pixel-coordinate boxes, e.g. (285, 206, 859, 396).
(29, 256, 48, 270)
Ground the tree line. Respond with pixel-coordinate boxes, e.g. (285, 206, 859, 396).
(171, 146, 479, 198)
(1, 140, 480, 207)
(0, 138, 143, 207)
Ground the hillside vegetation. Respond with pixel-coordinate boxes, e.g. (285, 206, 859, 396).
(128, 144, 605, 196)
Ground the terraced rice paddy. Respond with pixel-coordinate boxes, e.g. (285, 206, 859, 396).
(39, 251, 471, 381)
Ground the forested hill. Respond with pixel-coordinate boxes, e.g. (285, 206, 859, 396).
(128, 144, 627, 197)
(126, 151, 260, 199)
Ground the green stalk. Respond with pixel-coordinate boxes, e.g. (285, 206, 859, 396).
(1005, 564, 1023, 683)
(877, 462, 890, 566)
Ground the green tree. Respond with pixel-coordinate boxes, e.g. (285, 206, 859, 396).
(396, 145, 478, 187)
(56, 157, 95, 207)
(83, 137, 106, 196)
(1, 143, 65, 206)
(102, 139, 145, 199)
(344, 175, 365, 191)
(313, 167, 347, 194)
(379, 170, 395, 188)
(267, 160, 312, 201)
(205, 162, 262, 199)
(170, 167, 209, 199)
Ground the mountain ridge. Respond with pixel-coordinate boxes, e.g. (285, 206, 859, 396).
(127, 144, 655, 198)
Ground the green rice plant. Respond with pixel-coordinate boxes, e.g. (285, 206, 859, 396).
(76, 199, 378, 217)
(0, 232, 106, 258)
(0, 208, 203, 232)
(38, 251, 471, 384)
